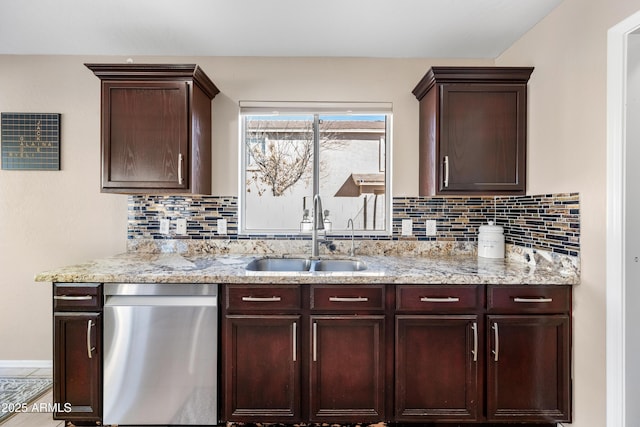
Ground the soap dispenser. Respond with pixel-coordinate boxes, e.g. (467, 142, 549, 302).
(323, 209, 332, 232)
(300, 196, 313, 232)
(300, 209, 312, 232)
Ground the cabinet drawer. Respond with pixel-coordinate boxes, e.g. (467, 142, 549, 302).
(53, 283, 102, 311)
(311, 285, 385, 311)
(226, 285, 301, 311)
(396, 285, 481, 312)
(487, 285, 571, 313)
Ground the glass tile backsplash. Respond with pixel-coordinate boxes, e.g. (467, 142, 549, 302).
(128, 193, 579, 256)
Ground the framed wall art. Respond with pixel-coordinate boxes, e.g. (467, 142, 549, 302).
(1, 112, 61, 170)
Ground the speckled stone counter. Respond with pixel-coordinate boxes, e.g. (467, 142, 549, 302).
(35, 250, 579, 285)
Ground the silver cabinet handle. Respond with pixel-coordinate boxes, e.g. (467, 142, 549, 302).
(241, 296, 282, 302)
(329, 296, 369, 302)
(492, 322, 499, 362)
(513, 297, 553, 303)
(313, 322, 318, 362)
(86, 320, 95, 359)
(54, 295, 92, 301)
(472, 322, 478, 362)
(292, 321, 297, 362)
(443, 155, 450, 188)
(420, 296, 460, 303)
(178, 153, 184, 185)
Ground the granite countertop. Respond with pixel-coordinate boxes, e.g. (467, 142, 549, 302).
(35, 251, 579, 285)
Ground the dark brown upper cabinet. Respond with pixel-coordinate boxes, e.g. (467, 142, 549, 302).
(86, 64, 219, 194)
(413, 67, 533, 196)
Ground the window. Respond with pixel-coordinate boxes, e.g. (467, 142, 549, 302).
(240, 102, 392, 235)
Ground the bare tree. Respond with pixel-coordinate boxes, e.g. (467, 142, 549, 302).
(245, 120, 313, 196)
(245, 119, 345, 197)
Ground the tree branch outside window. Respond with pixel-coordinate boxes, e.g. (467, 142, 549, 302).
(245, 118, 343, 197)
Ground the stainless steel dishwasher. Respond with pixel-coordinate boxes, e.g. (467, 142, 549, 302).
(103, 283, 218, 425)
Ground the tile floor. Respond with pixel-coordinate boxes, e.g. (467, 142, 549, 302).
(0, 367, 62, 427)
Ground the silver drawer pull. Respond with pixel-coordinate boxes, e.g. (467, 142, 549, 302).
(313, 322, 318, 362)
(471, 322, 478, 362)
(292, 322, 297, 362)
(329, 296, 369, 302)
(420, 296, 460, 303)
(492, 322, 499, 362)
(513, 297, 553, 303)
(86, 320, 95, 359)
(54, 295, 93, 301)
(241, 296, 282, 302)
(443, 155, 450, 188)
(178, 153, 184, 185)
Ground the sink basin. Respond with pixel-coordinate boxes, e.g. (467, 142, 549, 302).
(245, 257, 312, 272)
(245, 257, 368, 273)
(312, 259, 368, 272)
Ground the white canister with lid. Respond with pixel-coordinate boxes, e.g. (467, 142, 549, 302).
(478, 221, 505, 259)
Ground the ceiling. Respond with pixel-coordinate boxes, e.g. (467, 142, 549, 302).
(0, 0, 563, 58)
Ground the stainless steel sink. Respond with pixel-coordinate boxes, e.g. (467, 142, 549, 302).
(312, 259, 368, 272)
(245, 257, 312, 272)
(245, 257, 367, 273)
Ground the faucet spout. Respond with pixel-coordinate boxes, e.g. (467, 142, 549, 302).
(347, 218, 356, 257)
(311, 194, 324, 257)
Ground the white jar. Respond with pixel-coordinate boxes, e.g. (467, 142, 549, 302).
(478, 221, 505, 259)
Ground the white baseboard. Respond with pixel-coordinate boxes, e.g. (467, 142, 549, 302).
(0, 360, 52, 368)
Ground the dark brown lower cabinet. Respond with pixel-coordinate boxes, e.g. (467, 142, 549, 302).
(53, 312, 102, 422)
(50, 281, 571, 427)
(486, 314, 571, 423)
(223, 315, 301, 422)
(395, 315, 480, 422)
(309, 316, 385, 423)
(215, 283, 573, 426)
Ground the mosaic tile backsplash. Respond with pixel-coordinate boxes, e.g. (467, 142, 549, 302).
(128, 193, 579, 256)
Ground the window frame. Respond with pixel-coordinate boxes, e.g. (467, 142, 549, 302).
(238, 101, 393, 237)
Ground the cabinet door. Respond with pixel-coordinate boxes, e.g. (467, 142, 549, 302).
(395, 315, 480, 422)
(53, 312, 101, 422)
(439, 84, 526, 194)
(486, 315, 571, 423)
(224, 315, 301, 422)
(309, 316, 385, 422)
(102, 81, 189, 191)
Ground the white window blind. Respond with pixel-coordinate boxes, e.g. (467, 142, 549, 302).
(239, 101, 393, 115)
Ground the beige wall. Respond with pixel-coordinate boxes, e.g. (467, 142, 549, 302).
(0, 55, 491, 360)
(496, 0, 640, 425)
(0, 56, 129, 361)
(3, 0, 636, 424)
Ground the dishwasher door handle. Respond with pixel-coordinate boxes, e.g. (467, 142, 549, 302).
(104, 295, 217, 307)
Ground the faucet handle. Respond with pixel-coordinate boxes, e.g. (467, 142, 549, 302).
(321, 240, 337, 252)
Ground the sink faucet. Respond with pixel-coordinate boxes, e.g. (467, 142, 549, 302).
(347, 218, 356, 257)
(311, 194, 325, 257)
